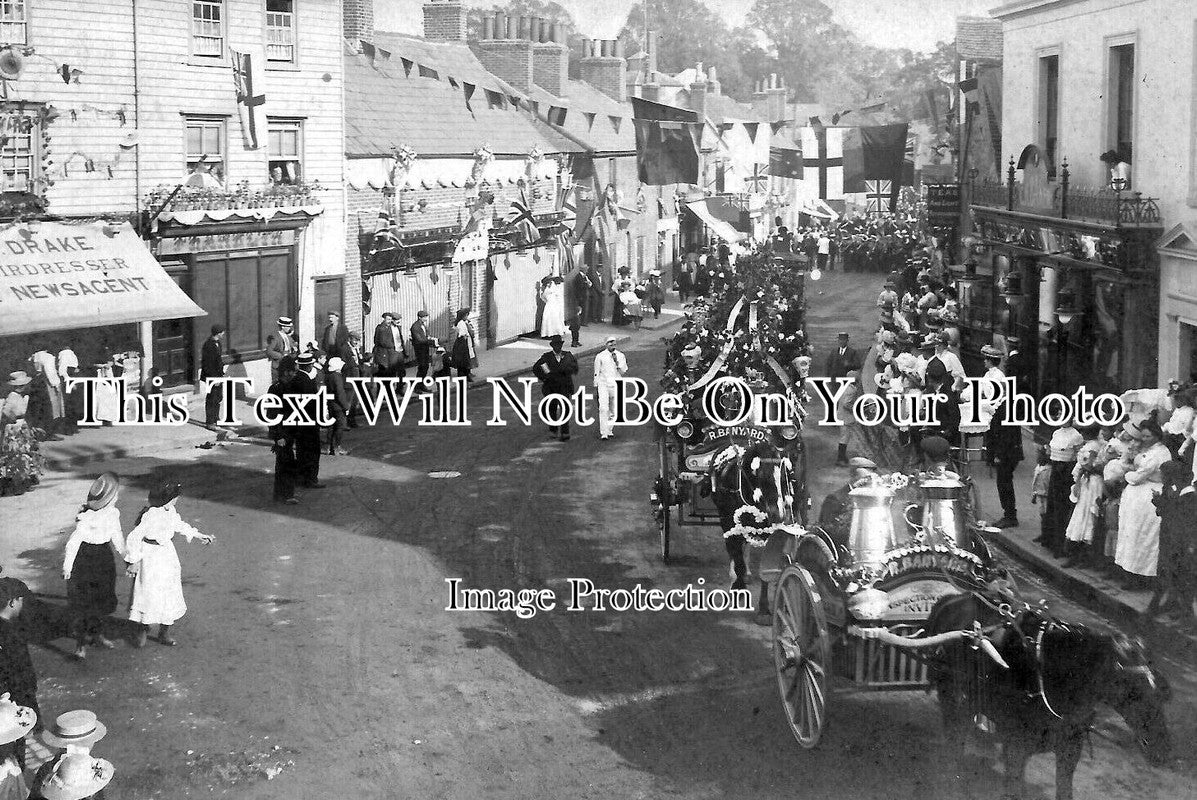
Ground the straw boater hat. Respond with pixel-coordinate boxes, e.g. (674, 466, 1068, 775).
(0, 693, 36, 746)
(41, 710, 107, 749)
(980, 344, 1004, 360)
(84, 473, 119, 511)
(34, 754, 114, 800)
(147, 481, 181, 508)
(6, 371, 31, 388)
(296, 352, 315, 369)
(277, 316, 293, 327)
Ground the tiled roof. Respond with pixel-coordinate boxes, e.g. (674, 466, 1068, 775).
(703, 93, 760, 125)
(344, 33, 583, 157)
(955, 16, 1003, 63)
(525, 79, 637, 154)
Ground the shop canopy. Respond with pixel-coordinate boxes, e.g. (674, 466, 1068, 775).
(0, 220, 206, 336)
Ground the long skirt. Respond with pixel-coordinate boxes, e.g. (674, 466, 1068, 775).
(1116, 481, 1162, 577)
(1042, 461, 1074, 548)
(1065, 474, 1103, 544)
(129, 540, 187, 626)
(1104, 492, 1122, 558)
(67, 542, 117, 617)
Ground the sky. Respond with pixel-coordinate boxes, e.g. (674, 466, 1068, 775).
(376, 0, 996, 53)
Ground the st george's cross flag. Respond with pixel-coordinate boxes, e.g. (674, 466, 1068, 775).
(796, 125, 858, 200)
(230, 50, 267, 150)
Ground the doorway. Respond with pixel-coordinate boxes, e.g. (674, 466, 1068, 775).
(153, 262, 194, 387)
(313, 277, 345, 341)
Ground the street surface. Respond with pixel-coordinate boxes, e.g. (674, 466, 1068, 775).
(12, 274, 1197, 799)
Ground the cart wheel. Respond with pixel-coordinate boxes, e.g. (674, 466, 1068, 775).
(656, 438, 673, 562)
(773, 564, 830, 749)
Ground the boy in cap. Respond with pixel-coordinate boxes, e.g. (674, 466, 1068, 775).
(0, 578, 38, 769)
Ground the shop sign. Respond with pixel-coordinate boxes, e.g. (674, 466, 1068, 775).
(156, 228, 296, 256)
(926, 183, 961, 227)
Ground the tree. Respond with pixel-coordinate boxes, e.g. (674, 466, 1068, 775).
(743, 0, 844, 102)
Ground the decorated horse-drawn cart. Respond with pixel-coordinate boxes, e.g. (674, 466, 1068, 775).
(768, 468, 1007, 748)
(651, 251, 810, 566)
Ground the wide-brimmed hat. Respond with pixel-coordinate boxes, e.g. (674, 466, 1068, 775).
(277, 316, 293, 327)
(41, 710, 107, 749)
(326, 357, 344, 373)
(147, 481, 181, 508)
(1121, 420, 1142, 439)
(84, 472, 119, 511)
(0, 693, 36, 746)
(296, 352, 315, 368)
(980, 344, 1004, 360)
(35, 754, 114, 800)
(6, 370, 31, 387)
(848, 457, 877, 469)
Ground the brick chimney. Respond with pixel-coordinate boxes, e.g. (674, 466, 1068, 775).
(580, 39, 626, 102)
(687, 62, 707, 120)
(423, 0, 466, 41)
(752, 73, 787, 121)
(707, 65, 720, 97)
(343, 0, 373, 45)
(532, 19, 568, 97)
(476, 12, 534, 92)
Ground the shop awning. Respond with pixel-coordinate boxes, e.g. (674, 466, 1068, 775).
(0, 221, 206, 336)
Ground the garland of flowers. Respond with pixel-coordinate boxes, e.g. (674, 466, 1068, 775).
(723, 505, 774, 548)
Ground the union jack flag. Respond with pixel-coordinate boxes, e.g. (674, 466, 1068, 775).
(504, 190, 540, 246)
(865, 180, 892, 214)
(744, 163, 769, 193)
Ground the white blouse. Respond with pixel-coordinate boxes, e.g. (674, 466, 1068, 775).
(64, 506, 125, 574)
(1126, 442, 1171, 486)
(125, 505, 206, 563)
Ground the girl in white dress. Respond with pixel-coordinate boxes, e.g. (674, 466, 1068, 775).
(540, 276, 568, 339)
(64, 473, 125, 660)
(1063, 425, 1104, 566)
(125, 482, 214, 647)
(1116, 418, 1171, 589)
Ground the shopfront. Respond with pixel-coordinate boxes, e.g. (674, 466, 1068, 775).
(961, 146, 1162, 398)
(1158, 224, 1197, 386)
(152, 210, 321, 391)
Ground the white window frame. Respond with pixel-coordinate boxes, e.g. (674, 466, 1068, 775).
(0, 108, 39, 194)
(0, 0, 28, 45)
(266, 118, 304, 184)
(1035, 45, 1062, 181)
(184, 115, 228, 184)
(265, 0, 298, 66)
(190, 0, 226, 61)
(1104, 34, 1137, 170)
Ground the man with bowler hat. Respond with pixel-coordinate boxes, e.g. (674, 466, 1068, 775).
(200, 325, 225, 426)
(269, 356, 299, 504)
(825, 332, 861, 381)
(291, 352, 324, 488)
(373, 312, 407, 378)
(533, 335, 578, 441)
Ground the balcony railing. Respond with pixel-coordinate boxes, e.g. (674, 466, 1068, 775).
(969, 158, 1160, 228)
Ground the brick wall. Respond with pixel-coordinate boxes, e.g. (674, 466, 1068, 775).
(580, 57, 626, 102)
(532, 43, 568, 96)
(422, 0, 467, 41)
(476, 40, 534, 92)
(344, 0, 374, 43)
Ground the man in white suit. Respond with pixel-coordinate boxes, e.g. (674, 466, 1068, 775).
(593, 336, 628, 440)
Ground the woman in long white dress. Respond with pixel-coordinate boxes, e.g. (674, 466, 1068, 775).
(1063, 425, 1105, 565)
(1116, 418, 1171, 589)
(540, 277, 567, 339)
(125, 482, 214, 647)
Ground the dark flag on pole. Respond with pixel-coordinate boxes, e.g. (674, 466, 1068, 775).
(768, 145, 803, 179)
(631, 97, 701, 186)
(844, 123, 909, 209)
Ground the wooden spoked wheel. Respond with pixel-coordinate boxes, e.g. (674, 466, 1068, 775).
(773, 564, 831, 749)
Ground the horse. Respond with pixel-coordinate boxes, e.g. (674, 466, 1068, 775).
(705, 438, 799, 616)
(923, 592, 1172, 800)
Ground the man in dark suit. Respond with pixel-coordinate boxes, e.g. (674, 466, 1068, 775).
(565, 267, 592, 348)
(269, 356, 299, 504)
(983, 345, 1024, 528)
(324, 356, 352, 456)
(1004, 335, 1033, 396)
(266, 316, 298, 384)
(0, 578, 38, 770)
(290, 352, 324, 488)
(532, 335, 579, 441)
(410, 310, 433, 380)
(372, 312, 406, 378)
(321, 311, 350, 362)
(585, 263, 604, 324)
(825, 332, 861, 381)
(200, 324, 226, 426)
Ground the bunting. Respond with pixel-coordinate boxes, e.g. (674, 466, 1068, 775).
(547, 106, 567, 126)
(448, 77, 459, 89)
(608, 115, 622, 134)
(583, 111, 596, 131)
(463, 82, 475, 112)
(769, 121, 787, 135)
(418, 64, 438, 80)
(400, 57, 413, 77)
(743, 122, 759, 144)
(485, 89, 503, 109)
(508, 94, 521, 108)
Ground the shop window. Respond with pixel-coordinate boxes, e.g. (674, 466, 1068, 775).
(1038, 54, 1059, 179)
(191, 0, 225, 58)
(267, 119, 302, 184)
(185, 116, 226, 183)
(0, 111, 39, 194)
(0, 0, 27, 44)
(265, 0, 296, 64)
(194, 250, 291, 357)
(1108, 44, 1134, 164)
